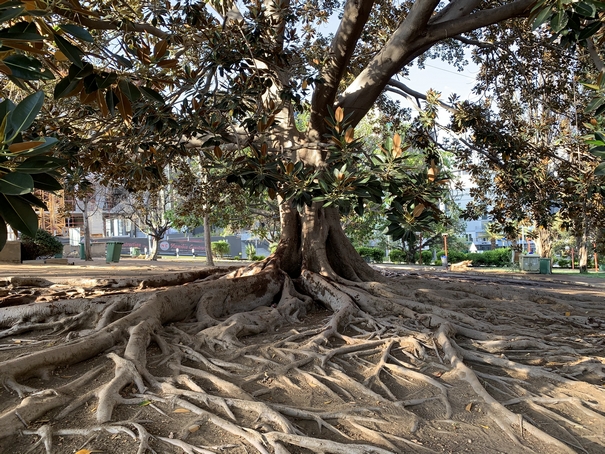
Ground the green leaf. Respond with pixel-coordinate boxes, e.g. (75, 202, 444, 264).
(0, 172, 34, 195)
(0, 6, 25, 24)
(17, 156, 65, 173)
(0, 217, 6, 251)
(574, 2, 597, 17)
(139, 86, 164, 103)
(550, 10, 569, 33)
(54, 34, 84, 67)
(59, 24, 94, 42)
(32, 173, 62, 191)
(54, 77, 81, 99)
(96, 73, 117, 90)
(578, 21, 602, 41)
(118, 80, 141, 102)
(594, 161, 605, 176)
(68, 62, 94, 79)
(0, 21, 43, 40)
(19, 192, 46, 209)
(6, 91, 44, 142)
(0, 99, 15, 141)
(586, 96, 605, 113)
(0, 193, 38, 236)
(3, 54, 54, 80)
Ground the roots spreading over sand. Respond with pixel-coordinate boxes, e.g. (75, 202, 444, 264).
(0, 264, 604, 454)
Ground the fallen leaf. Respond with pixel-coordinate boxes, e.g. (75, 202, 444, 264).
(565, 312, 571, 316)
(465, 402, 473, 412)
(138, 400, 151, 406)
(188, 424, 200, 433)
(323, 401, 332, 405)
(480, 425, 490, 429)
(173, 408, 190, 413)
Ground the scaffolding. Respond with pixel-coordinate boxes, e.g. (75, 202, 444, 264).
(37, 191, 66, 236)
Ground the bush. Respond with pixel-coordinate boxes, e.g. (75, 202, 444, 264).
(468, 248, 511, 267)
(437, 250, 468, 264)
(389, 249, 404, 263)
(245, 243, 256, 259)
(252, 254, 265, 261)
(357, 247, 385, 263)
(211, 240, 230, 258)
(21, 229, 64, 260)
(420, 250, 432, 264)
(557, 258, 570, 268)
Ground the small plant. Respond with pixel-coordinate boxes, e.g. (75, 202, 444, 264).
(245, 243, 256, 259)
(211, 240, 230, 258)
(20, 229, 64, 260)
(357, 247, 385, 263)
(389, 249, 404, 263)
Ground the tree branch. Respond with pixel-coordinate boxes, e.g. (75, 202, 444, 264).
(586, 37, 605, 73)
(309, 0, 376, 134)
(386, 79, 456, 113)
(51, 7, 169, 39)
(338, 0, 534, 126)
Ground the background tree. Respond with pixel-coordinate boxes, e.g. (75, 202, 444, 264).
(112, 188, 172, 260)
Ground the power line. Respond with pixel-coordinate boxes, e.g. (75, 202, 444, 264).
(423, 63, 477, 79)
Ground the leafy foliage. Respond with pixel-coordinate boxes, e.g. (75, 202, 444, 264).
(211, 240, 230, 258)
(20, 228, 63, 260)
(356, 247, 385, 263)
(0, 92, 62, 249)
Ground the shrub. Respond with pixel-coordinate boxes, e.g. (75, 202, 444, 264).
(21, 229, 64, 260)
(211, 240, 230, 258)
(245, 243, 256, 259)
(389, 249, 404, 263)
(437, 250, 468, 264)
(468, 248, 511, 267)
(420, 250, 432, 264)
(252, 254, 266, 261)
(357, 247, 385, 263)
(557, 258, 570, 268)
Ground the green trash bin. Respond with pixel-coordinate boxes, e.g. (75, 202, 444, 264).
(539, 258, 551, 274)
(106, 242, 124, 263)
(79, 243, 85, 259)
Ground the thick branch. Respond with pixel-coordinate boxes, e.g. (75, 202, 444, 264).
(386, 79, 456, 113)
(339, 0, 534, 126)
(309, 0, 376, 135)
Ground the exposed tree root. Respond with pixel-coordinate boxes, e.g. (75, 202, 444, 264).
(0, 268, 604, 453)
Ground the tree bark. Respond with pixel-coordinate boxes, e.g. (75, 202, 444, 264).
(149, 236, 160, 261)
(204, 213, 214, 267)
(82, 196, 93, 261)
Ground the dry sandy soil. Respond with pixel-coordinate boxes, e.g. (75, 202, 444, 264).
(0, 260, 603, 454)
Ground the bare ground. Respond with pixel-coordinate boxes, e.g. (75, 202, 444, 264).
(0, 263, 604, 454)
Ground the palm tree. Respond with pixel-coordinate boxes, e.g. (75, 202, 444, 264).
(482, 222, 502, 250)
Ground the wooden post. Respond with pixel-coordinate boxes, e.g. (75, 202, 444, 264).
(443, 234, 448, 260)
(419, 233, 423, 265)
(571, 248, 575, 270)
(594, 243, 598, 272)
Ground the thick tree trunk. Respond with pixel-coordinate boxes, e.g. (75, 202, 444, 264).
(273, 203, 379, 282)
(578, 234, 588, 274)
(82, 198, 93, 261)
(204, 213, 214, 267)
(149, 236, 160, 261)
(536, 227, 552, 259)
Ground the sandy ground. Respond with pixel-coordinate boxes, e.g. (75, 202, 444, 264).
(1, 257, 604, 289)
